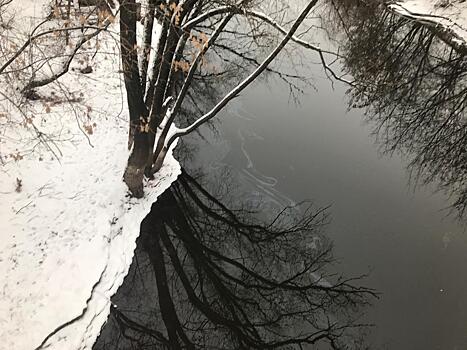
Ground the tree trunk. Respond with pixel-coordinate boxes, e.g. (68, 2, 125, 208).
(120, 0, 149, 198)
(151, 145, 168, 175)
(139, 0, 156, 95)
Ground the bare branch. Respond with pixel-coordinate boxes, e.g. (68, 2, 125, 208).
(21, 25, 108, 92)
(161, 0, 320, 157)
(181, 6, 235, 30)
(246, 10, 353, 85)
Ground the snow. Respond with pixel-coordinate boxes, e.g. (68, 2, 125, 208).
(0, 2, 180, 350)
(4, 0, 50, 30)
(388, 0, 467, 48)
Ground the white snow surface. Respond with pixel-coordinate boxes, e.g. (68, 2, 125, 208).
(0, 4, 179, 350)
(5, 0, 51, 30)
(388, 0, 467, 47)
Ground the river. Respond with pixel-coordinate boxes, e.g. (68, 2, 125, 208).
(94, 2, 467, 349)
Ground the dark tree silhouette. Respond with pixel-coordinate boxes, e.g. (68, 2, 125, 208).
(330, 0, 467, 216)
(117, 0, 348, 197)
(94, 169, 376, 350)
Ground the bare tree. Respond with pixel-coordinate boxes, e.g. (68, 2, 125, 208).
(94, 168, 377, 350)
(0, 0, 117, 162)
(117, 0, 347, 197)
(0, 1, 114, 89)
(0, 0, 344, 197)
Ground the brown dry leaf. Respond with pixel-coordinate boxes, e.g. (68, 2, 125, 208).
(84, 124, 93, 135)
(174, 60, 190, 73)
(11, 152, 23, 162)
(107, 14, 115, 24)
(190, 35, 202, 50)
(53, 5, 60, 18)
(45, 105, 51, 113)
(199, 32, 208, 44)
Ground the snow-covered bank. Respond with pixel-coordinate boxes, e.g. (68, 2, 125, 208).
(0, 118, 180, 350)
(387, 0, 467, 52)
(0, 4, 180, 349)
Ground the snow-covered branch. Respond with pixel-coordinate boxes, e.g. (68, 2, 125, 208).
(156, 0, 320, 169)
(181, 6, 234, 30)
(246, 10, 353, 86)
(170, 14, 233, 121)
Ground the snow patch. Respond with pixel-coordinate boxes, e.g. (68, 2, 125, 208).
(388, 0, 467, 49)
(0, 116, 180, 350)
(0, 9, 177, 350)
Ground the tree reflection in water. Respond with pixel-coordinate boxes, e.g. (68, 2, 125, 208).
(94, 169, 376, 350)
(329, 0, 467, 216)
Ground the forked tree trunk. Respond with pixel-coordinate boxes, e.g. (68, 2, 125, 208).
(120, 0, 320, 197)
(120, 0, 149, 198)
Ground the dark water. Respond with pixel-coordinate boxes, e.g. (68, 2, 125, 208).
(94, 3, 467, 349)
(212, 82, 467, 350)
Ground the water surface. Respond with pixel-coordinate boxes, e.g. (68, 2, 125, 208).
(95, 3, 467, 349)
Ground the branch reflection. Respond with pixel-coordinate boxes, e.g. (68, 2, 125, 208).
(95, 168, 376, 350)
(331, 0, 467, 216)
